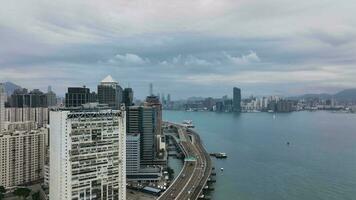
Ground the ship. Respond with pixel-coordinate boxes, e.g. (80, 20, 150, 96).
(182, 120, 195, 128)
(210, 152, 227, 159)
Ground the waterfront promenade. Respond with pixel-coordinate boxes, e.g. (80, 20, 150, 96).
(159, 122, 212, 200)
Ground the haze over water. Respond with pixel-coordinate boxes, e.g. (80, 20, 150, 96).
(164, 111, 356, 200)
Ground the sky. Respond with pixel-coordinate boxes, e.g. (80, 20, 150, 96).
(1, 0, 356, 99)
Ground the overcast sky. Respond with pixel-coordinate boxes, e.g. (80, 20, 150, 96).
(1, 0, 356, 99)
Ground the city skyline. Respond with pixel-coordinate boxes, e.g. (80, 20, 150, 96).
(2, 1, 356, 199)
(1, 1, 356, 98)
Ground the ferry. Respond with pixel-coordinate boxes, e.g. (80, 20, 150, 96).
(182, 120, 195, 128)
(210, 152, 227, 159)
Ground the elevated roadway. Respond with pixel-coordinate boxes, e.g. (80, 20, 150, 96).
(159, 122, 212, 200)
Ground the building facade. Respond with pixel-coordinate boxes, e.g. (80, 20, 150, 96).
(65, 87, 96, 108)
(0, 83, 5, 132)
(145, 95, 162, 136)
(233, 87, 241, 112)
(276, 100, 294, 112)
(49, 108, 126, 200)
(126, 106, 155, 165)
(126, 134, 140, 177)
(9, 88, 47, 108)
(145, 95, 166, 161)
(46, 86, 57, 107)
(0, 128, 48, 188)
(3, 121, 37, 132)
(5, 107, 49, 128)
(98, 75, 123, 109)
(123, 88, 133, 107)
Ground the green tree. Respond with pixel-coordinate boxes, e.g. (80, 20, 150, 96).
(167, 167, 175, 180)
(0, 186, 6, 200)
(13, 188, 31, 200)
(31, 191, 40, 200)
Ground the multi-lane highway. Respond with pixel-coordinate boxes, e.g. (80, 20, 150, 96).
(159, 122, 212, 200)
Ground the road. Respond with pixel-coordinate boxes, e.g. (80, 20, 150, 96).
(159, 122, 212, 200)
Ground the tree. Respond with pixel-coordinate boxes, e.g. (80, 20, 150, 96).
(31, 191, 40, 200)
(166, 167, 175, 180)
(0, 186, 6, 200)
(13, 188, 31, 200)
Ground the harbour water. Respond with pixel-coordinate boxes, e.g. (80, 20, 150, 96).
(164, 110, 356, 200)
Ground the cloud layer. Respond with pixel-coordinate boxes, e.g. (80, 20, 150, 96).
(1, 0, 356, 98)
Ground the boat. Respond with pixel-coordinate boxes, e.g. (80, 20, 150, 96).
(220, 168, 224, 171)
(182, 120, 195, 128)
(210, 152, 227, 159)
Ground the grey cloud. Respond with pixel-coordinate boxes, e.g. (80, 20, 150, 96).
(107, 53, 150, 65)
(307, 29, 356, 47)
(223, 51, 260, 65)
(1, 0, 356, 98)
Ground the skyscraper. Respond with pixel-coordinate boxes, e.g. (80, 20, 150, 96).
(0, 83, 5, 132)
(65, 86, 95, 107)
(98, 75, 123, 109)
(167, 94, 171, 103)
(161, 93, 166, 106)
(145, 95, 165, 161)
(126, 106, 155, 165)
(50, 107, 126, 200)
(123, 88, 134, 107)
(145, 95, 162, 136)
(233, 87, 241, 113)
(46, 85, 57, 107)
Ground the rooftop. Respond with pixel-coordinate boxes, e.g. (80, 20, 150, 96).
(101, 75, 117, 83)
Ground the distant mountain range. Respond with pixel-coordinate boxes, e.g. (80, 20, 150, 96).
(2, 81, 22, 96)
(289, 89, 356, 101)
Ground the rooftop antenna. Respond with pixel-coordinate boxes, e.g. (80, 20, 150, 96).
(149, 83, 153, 96)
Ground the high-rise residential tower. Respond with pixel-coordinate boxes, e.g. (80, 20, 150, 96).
(10, 88, 47, 108)
(98, 75, 123, 109)
(233, 87, 241, 113)
(4, 107, 48, 128)
(0, 83, 5, 132)
(0, 128, 48, 188)
(49, 107, 126, 200)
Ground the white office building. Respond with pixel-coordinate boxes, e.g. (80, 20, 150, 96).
(126, 134, 140, 176)
(49, 108, 126, 200)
